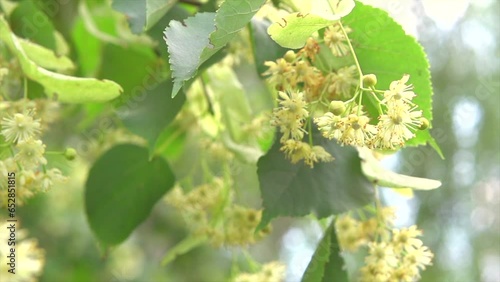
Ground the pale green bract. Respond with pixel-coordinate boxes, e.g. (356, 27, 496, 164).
(358, 147, 442, 190)
(0, 15, 122, 103)
(18, 38, 75, 72)
(268, 13, 333, 49)
(267, 0, 355, 48)
(310, 0, 355, 20)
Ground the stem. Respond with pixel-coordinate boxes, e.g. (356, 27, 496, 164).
(357, 88, 363, 116)
(339, 22, 364, 86)
(44, 151, 64, 155)
(242, 249, 260, 272)
(356, 209, 367, 221)
(307, 117, 313, 146)
(373, 186, 385, 242)
(200, 75, 215, 116)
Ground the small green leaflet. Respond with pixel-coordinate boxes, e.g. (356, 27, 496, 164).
(358, 147, 441, 190)
(0, 15, 122, 103)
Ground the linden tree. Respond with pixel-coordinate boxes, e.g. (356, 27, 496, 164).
(0, 0, 444, 281)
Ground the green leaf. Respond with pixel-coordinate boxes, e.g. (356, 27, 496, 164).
(118, 79, 186, 154)
(71, 16, 106, 77)
(302, 220, 348, 282)
(164, 12, 217, 97)
(19, 38, 75, 72)
(268, 13, 333, 49)
(342, 2, 438, 149)
(358, 147, 441, 190)
(164, 0, 267, 97)
(8, 0, 56, 50)
(257, 129, 374, 227)
(112, 0, 176, 34)
(153, 122, 186, 161)
(85, 144, 175, 246)
(249, 18, 288, 75)
(0, 15, 122, 103)
(198, 0, 266, 61)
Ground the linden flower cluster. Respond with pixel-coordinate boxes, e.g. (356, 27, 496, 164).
(165, 178, 270, 247)
(234, 261, 286, 282)
(270, 90, 333, 168)
(335, 208, 434, 282)
(0, 221, 45, 282)
(0, 99, 67, 207)
(263, 30, 361, 168)
(315, 74, 427, 150)
(263, 35, 357, 100)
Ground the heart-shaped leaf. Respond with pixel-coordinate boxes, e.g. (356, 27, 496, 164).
(85, 144, 175, 246)
(257, 129, 374, 227)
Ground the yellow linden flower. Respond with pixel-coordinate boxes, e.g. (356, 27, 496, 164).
(336, 214, 358, 234)
(263, 58, 296, 87)
(314, 112, 346, 140)
(280, 140, 310, 163)
(311, 145, 334, 163)
(299, 37, 320, 61)
(382, 74, 416, 105)
(15, 138, 47, 169)
(327, 65, 358, 98)
(336, 214, 367, 251)
(392, 225, 423, 252)
(359, 261, 393, 282)
(373, 101, 422, 149)
(324, 23, 352, 57)
(280, 140, 333, 168)
(1, 110, 41, 143)
(389, 265, 419, 282)
(277, 91, 309, 118)
(360, 217, 378, 239)
(271, 91, 309, 143)
(403, 240, 434, 271)
(365, 242, 398, 267)
(340, 114, 377, 147)
(224, 206, 263, 246)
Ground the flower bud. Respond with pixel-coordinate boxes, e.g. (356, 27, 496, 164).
(363, 74, 377, 87)
(64, 148, 77, 160)
(419, 117, 429, 130)
(284, 50, 296, 62)
(329, 100, 346, 116)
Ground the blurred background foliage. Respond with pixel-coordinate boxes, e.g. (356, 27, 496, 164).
(2, 0, 499, 281)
